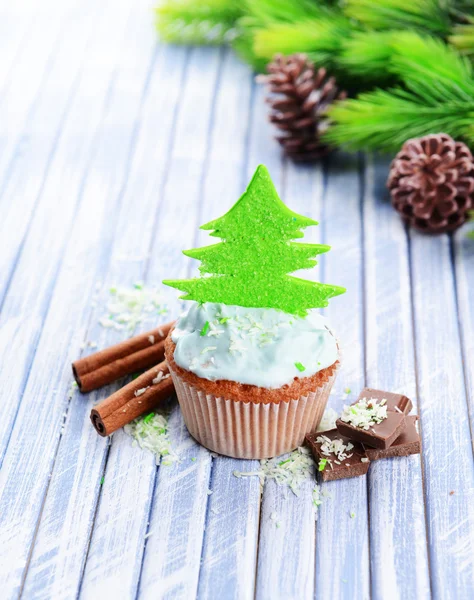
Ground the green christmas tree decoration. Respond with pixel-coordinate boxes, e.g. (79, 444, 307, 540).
(163, 165, 345, 316)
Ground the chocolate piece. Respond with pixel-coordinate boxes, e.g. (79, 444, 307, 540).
(361, 388, 412, 415)
(306, 429, 370, 482)
(364, 416, 421, 460)
(336, 388, 412, 449)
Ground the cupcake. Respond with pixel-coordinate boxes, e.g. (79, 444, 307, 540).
(163, 165, 344, 459)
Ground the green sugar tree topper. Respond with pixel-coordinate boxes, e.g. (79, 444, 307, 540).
(163, 165, 345, 317)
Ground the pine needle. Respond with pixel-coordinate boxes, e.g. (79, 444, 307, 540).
(450, 20, 474, 58)
(390, 32, 474, 101)
(339, 31, 397, 81)
(244, 0, 322, 25)
(344, 0, 451, 35)
(327, 32, 474, 152)
(252, 15, 353, 67)
(156, 0, 242, 45)
(326, 88, 474, 152)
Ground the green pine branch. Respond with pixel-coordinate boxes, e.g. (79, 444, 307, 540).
(156, 0, 243, 45)
(252, 14, 354, 69)
(244, 0, 323, 25)
(326, 89, 474, 152)
(450, 19, 474, 57)
(327, 33, 474, 152)
(344, 0, 452, 35)
(233, 1, 346, 73)
(339, 31, 397, 82)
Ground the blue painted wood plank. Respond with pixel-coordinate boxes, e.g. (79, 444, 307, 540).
(0, 0, 110, 309)
(411, 227, 474, 596)
(0, 8, 156, 596)
(21, 10, 172, 600)
(255, 160, 325, 600)
(193, 51, 261, 600)
(314, 153, 369, 600)
(76, 47, 222, 600)
(363, 155, 431, 599)
(0, 0, 84, 200)
(133, 46, 224, 600)
(453, 227, 474, 449)
(0, 0, 130, 466)
(0, 2, 43, 97)
(74, 46, 223, 599)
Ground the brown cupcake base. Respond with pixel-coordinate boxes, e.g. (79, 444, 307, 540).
(166, 336, 339, 459)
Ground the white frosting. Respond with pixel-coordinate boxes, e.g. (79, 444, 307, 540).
(171, 302, 338, 389)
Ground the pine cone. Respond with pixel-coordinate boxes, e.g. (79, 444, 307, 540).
(258, 53, 346, 162)
(387, 133, 474, 234)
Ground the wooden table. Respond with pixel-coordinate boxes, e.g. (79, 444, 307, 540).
(1, 1, 473, 598)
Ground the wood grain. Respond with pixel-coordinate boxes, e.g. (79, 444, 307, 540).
(411, 227, 474, 596)
(364, 155, 431, 599)
(136, 45, 223, 600)
(0, 3, 473, 598)
(0, 1, 154, 594)
(314, 152, 369, 600)
(21, 6, 167, 599)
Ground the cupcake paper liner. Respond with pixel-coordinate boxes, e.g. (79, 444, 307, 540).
(169, 364, 338, 459)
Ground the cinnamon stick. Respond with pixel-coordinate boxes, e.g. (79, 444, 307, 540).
(72, 321, 174, 392)
(90, 361, 174, 436)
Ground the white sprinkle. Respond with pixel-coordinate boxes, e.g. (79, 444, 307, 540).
(316, 435, 354, 462)
(134, 387, 149, 397)
(152, 371, 170, 385)
(207, 322, 224, 337)
(394, 406, 403, 414)
(340, 397, 388, 430)
(124, 411, 179, 465)
(229, 338, 246, 354)
(201, 346, 217, 355)
(148, 335, 155, 344)
(361, 457, 369, 463)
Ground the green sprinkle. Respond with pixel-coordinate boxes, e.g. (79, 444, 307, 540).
(350, 510, 356, 519)
(109, 286, 117, 294)
(295, 362, 306, 372)
(134, 282, 143, 290)
(132, 373, 140, 380)
(317, 361, 321, 365)
(143, 412, 154, 424)
(191, 457, 197, 462)
(279, 458, 291, 466)
(345, 387, 351, 394)
(100, 476, 105, 485)
(219, 317, 230, 324)
(318, 458, 328, 472)
(351, 407, 357, 414)
(200, 321, 210, 336)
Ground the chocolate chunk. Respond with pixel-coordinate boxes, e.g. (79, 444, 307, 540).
(361, 388, 412, 415)
(336, 388, 412, 449)
(364, 416, 421, 460)
(306, 429, 370, 482)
